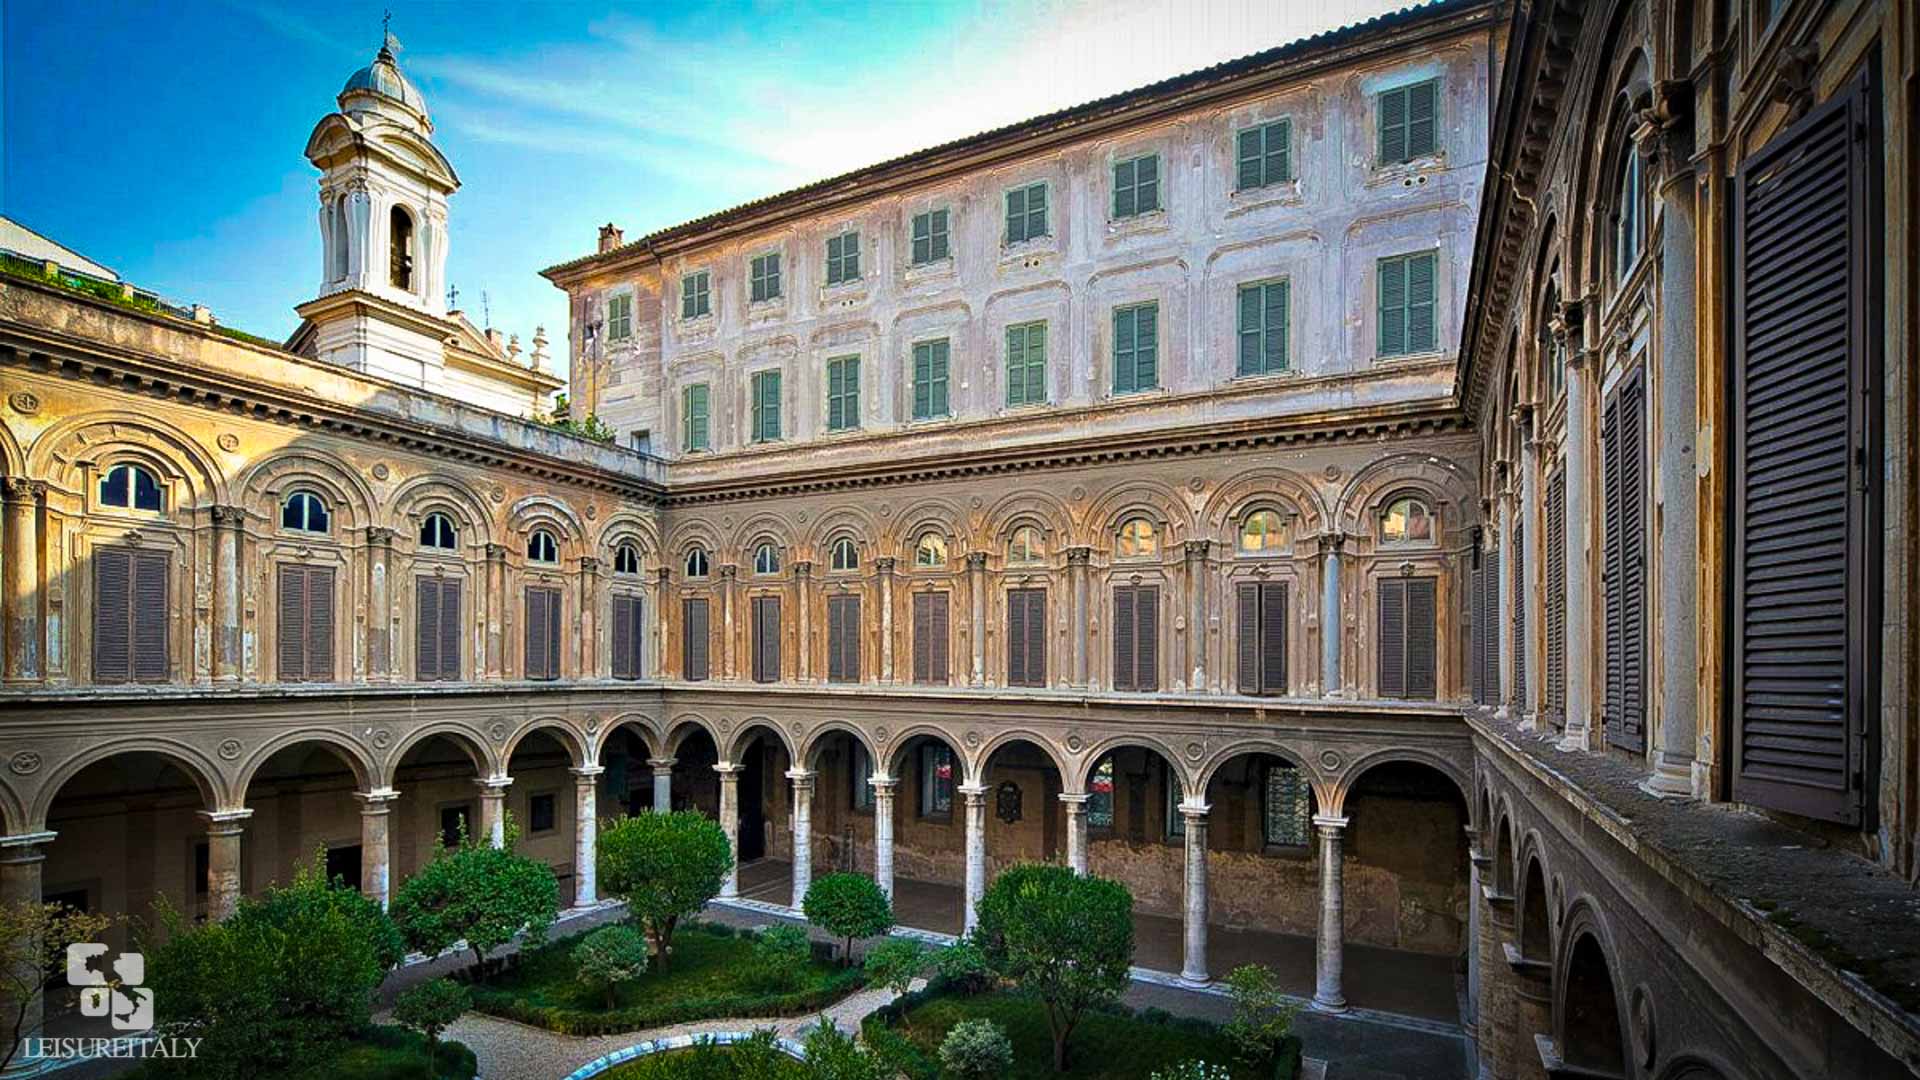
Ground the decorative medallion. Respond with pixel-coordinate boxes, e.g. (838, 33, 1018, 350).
(1323, 464, 1342, 482)
(721, 515, 735, 529)
(1629, 986, 1655, 1067)
(491, 487, 506, 504)
(370, 728, 392, 750)
(964, 730, 982, 748)
(995, 781, 1023, 825)
(879, 503, 891, 517)
(585, 504, 598, 520)
(370, 463, 390, 481)
(586, 716, 601, 735)
(790, 721, 803, 735)
(1187, 476, 1205, 494)
(969, 495, 982, 509)
(1065, 732, 1084, 754)
(217, 739, 243, 761)
(1185, 741, 1205, 761)
(7, 751, 41, 776)
(874, 726, 890, 744)
(6, 391, 40, 416)
(718, 717, 733, 732)
(1069, 485, 1087, 502)
(796, 511, 808, 523)
(489, 722, 509, 744)
(1318, 749, 1343, 771)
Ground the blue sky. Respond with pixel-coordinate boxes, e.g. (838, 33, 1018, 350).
(6, 0, 1411, 366)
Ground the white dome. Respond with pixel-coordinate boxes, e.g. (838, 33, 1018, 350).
(341, 35, 427, 117)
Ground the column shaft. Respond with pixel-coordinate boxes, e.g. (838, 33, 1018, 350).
(717, 765, 742, 898)
(1068, 548, 1091, 687)
(1320, 535, 1344, 695)
(1560, 334, 1595, 749)
(484, 545, 507, 679)
(1060, 794, 1089, 874)
(649, 758, 675, 813)
(961, 784, 987, 932)
(1180, 804, 1210, 985)
(1312, 815, 1349, 1011)
(1, 832, 51, 1072)
(578, 558, 599, 679)
(871, 778, 898, 900)
(1495, 486, 1515, 718)
(2, 480, 44, 684)
(367, 528, 395, 681)
(877, 559, 896, 683)
(212, 506, 243, 682)
(572, 767, 603, 906)
(476, 778, 511, 848)
(355, 791, 396, 909)
(788, 770, 815, 906)
(1651, 146, 1700, 794)
(202, 812, 250, 921)
(1183, 541, 1209, 690)
(967, 553, 987, 686)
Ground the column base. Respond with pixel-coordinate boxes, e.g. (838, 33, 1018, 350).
(1638, 755, 1695, 799)
(1177, 972, 1212, 989)
(1310, 994, 1349, 1014)
(1554, 725, 1593, 752)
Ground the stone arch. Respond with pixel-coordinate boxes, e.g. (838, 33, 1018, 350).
(234, 729, 378, 797)
(797, 721, 881, 772)
(596, 510, 661, 566)
(1080, 480, 1193, 551)
(387, 473, 494, 548)
(28, 411, 228, 511)
(1071, 732, 1190, 793)
(971, 729, 1073, 787)
(1495, 809, 1518, 896)
(1200, 467, 1330, 550)
(800, 506, 878, 564)
(664, 714, 723, 757)
(594, 713, 662, 762)
(1329, 746, 1473, 818)
(30, 740, 228, 827)
(1557, 904, 1630, 1075)
(1519, 846, 1552, 963)
(980, 490, 1072, 556)
(507, 494, 586, 558)
(889, 496, 965, 563)
(1567, 2, 1654, 289)
(0, 415, 26, 479)
(381, 724, 497, 786)
(1194, 738, 1328, 807)
(236, 448, 379, 535)
(880, 724, 966, 781)
(725, 718, 797, 765)
(0, 775, 27, 836)
(502, 718, 590, 768)
(726, 513, 798, 566)
(1334, 452, 1478, 537)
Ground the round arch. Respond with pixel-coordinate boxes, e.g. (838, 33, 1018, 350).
(971, 730, 1073, 789)
(888, 497, 966, 562)
(800, 506, 878, 563)
(387, 473, 494, 547)
(1200, 467, 1331, 549)
(1194, 738, 1329, 807)
(725, 513, 799, 566)
(724, 719, 797, 766)
(0, 415, 26, 479)
(1080, 480, 1194, 551)
(1518, 847, 1552, 963)
(664, 715, 722, 758)
(881, 725, 966, 782)
(502, 719, 590, 768)
(980, 490, 1072, 555)
(381, 724, 498, 787)
(1328, 747, 1473, 818)
(26, 411, 229, 509)
(507, 495, 586, 558)
(235, 449, 379, 534)
(797, 722, 882, 773)
(1556, 905, 1631, 1075)
(596, 510, 662, 565)
(234, 729, 378, 797)
(1334, 452, 1478, 538)
(594, 713, 662, 762)
(29, 740, 229, 827)
(0, 774, 27, 835)
(1071, 733, 1190, 793)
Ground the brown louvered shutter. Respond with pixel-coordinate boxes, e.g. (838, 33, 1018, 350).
(1112, 587, 1136, 690)
(1732, 68, 1878, 824)
(1405, 577, 1437, 699)
(278, 565, 307, 681)
(1135, 586, 1158, 691)
(912, 592, 933, 683)
(93, 548, 132, 683)
(437, 580, 461, 680)
(1481, 547, 1500, 706)
(130, 551, 169, 682)
(924, 592, 950, 683)
(1006, 589, 1028, 687)
(1467, 561, 1483, 704)
(1259, 582, 1287, 694)
(525, 587, 548, 680)
(309, 567, 335, 681)
(1378, 578, 1406, 698)
(828, 594, 860, 683)
(1236, 583, 1260, 694)
(683, 597, 710, 680)
(547, 586, 563, 680)
(627, 594, 645, 679)
(1511, 524, 1526, 708)
(1546, 470, 1567, 717)
(1602, 391, 1624, 740)
(1602, 374, 1646, 751)
(415, 577, 439, 680)
(753, 595, 780, 682)
(611, 595, 635, 679)
(1026, 589, 1047, 687)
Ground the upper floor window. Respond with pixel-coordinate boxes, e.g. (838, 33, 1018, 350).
(681, 383, 711, 452)
(1378, 251, 1438, 358)
(1088, 757, 1115, 828)
(1112, 302, 1159, 394)
(751, 370, 782, 443)
(826, 356, 861, 433)
(915, 531, 948, 569)
(1237, 280, 1290, 375)
(1380, 495, 1434, 545)
(1540, 282, 1565, 401)
(911, 209, 950, 265)
(1006, 322, 1048, 407)
(1378, 79, 1439, 164)
(1007, 526, 1046, 566)
(681, 270, 711, 319)
(830, 537, 858, 573)
(99, 463, 163, 512)
(826, 232, 861, 285)
(912, 339, 950, 420)
(1236, 119, 1292, 190)
(1005, 182, 1048, 244)
(606, 293, 633, 341)
(419, 512, 458, 550)
(1116, 517, 1158, 559)
(754, 542, 781, 575)
(1239, 510, 1287, 555)
(750, 252, 782, 302)
(614, 542, 641, 576)
(1111, 154, 1161, 218)
(389, 205, 414, 290)
(685, 547, 710, 578)
(1263, 764, 1312, 846)
(280, 491, 331, 534)
(1614, 148, 1646, 279)
(528, 529, 559, 564)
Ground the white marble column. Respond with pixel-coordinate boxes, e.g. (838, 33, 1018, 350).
(649, 757, 675, 812)
(354, 789, 397, 908)
(1179, 802, 1211, 986)
(788, 769, 815, 906)
(871, 776, 898, 900)
(1059, 793, 1089, 874)
(2, 479, 45, 685)
(716, 763, 743, 898)
(476, 777, 511, 848)
(1312, 814, 1350, 1012)
(966, 553, 988, 686)
(201, 810, 251, 921)
(960, 783, 988, 932)
(1319, 533, 1345, 696)
(2, 830, 54, 1075)
(571, 766, 603, 906)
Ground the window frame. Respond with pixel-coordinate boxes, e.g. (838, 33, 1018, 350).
(750, 369, 783, 443)
(527, 529, 560, 564)
(1377, 78, 1440, 165)
(1111, 301, 1160, 395)
(829, 536, 859, 573)
(1005, 321, 1048, 407)
(910, 208, 951, 265)
(911, 338, 951, 421)
(1260, 763, 1312, 848)
(1006, 525, 1046, 567)
(605, 291, 634, 341)
(1379, 494, 1437, 547)
(826, 231, 862, 286)
(681, 382, 712, 452)
(917, 743, 955, 820)
(97, 462, 165, 514)
(680, 269, 712, 319)
(685, 547, 711, 579)
(914, 531, 948, 569)
(1235, 118, 1293, 191)
(753, 542, 781, 576)
(749, 251, 783, 303)
(613, 543, 641, 576)
(418, 512, 459, 551)
(1237, 509, 1289, 556)
(280, 490, 332, 534)
(1111, 153, 1162, 219)
(1115, 517, 1159, 560)
(825, 355, 861, 433)
(1236, 278, 1291, 377)
(1376, 250, 1439, 359)
(1004, 181, 1049, 245)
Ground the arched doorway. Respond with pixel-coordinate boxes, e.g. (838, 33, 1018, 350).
(1562, 931, 1627, 1073)
(885, 732, 967, 934)
(240, 739, 374, 900)
(388, 731, 489, 885)
(503, 728, 583, 903)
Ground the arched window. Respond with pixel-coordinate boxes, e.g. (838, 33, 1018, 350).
(528, 529, 559, 564)
(98, 463, 163, 512)
(830, 537, 858, 572)
(685, 547, 710, 578)
(915, 532, 948, 568)
(1540, 280, 1565, 401)
(280, 491, 331, 533)
(1006, 526, 1046, 566)
(330, 194, 350, 281)
(1380, 495, 1435, 544)
(754, 542, 781, 575)
(1115, 517, 1158, 559)
(1614, 148, 1645, 279)
(1238, 509, 1287, 555)
(419, 512, 458, 550)
(389, 205, 415, 291)
(614, 543, 641, 576)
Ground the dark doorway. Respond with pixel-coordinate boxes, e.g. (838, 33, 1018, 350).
(326, 844, 363, 891)
(739, 742, 767, 861)
(440, 804, 472, 850)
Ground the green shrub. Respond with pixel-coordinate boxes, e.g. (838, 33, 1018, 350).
(748, 924, 811, 991)
(801, 873, 892, 965)
(862, 937, 928, 1002)
(574, 924, 652, 1008)
(932, 938, 993, 995)
(390, 824, 558, 978)
(1148, 1062, 1233, 1080)
(235, 851, 407, 971)
(597, 811, 734, 970)
(937, 1018, 1014, 1080)
(974, 864, 1135, 1072)
(1220, 963, 1300, 1074)
(393, 978, 472, 1079)
(802, 1017, 887, 1080)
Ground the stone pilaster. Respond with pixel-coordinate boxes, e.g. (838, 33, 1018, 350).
(1558, 298, 1594, 750)
(366, 526, 396, 681)
(210, 505, 245, 682)
(1059, 792, 1089, 874)
(571, 766, 604, 906)
(960, 783, 988, 932)
(1180, 802, 1211, 986)
(354, 789, 398, 908)
(577, 556, 600, 679)
(2, 478, 45, 685)
(654, 567, 671, 678)
(870, 776, 898, 899)
(794, 561, 813, 683)
(1494, 469, 1515, 720)
(1317, 533, 1345, 696)
(1505, 942, 1553, 1080)
(484, 543, 508, 679)
(876, 557, 896, 683)
(475, 776, 511, 848)
(1182, 540, 1209, 690)
(649, 757, 675, 812)
(1476, 882, 1519, 1079)
(787, 768, 815, 905)
(966, 552, 988, 686)
(201, 810, 251, 921)
(1067, 546, 1092, 687)
(718, 565, 738, 680)
(1312, 814, 1349, 1011)
(716, 763, 743, 897)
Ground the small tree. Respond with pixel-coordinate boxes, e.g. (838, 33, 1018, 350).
(1, 901, 114, 1075)
(1221, 963, 1300, 1073)
(235, 850, 407, 970)
(861, 937, 927, 1019)
(802, 1016, 886, 1080)
(390, 822, 558, 978)
(595, 811, 733, 971)
(800, 873, 891, 965)
(938, 1018, 1015, 1080)
(393, 978, 470, 1078)
(973, 864, 1134, 1072)
(571, 925, 650, 1009)
(933, 936, 993, 995)
(748, 924, 811, 991)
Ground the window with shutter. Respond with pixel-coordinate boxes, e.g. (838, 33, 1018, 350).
(826, 232, 861, 284)
(681, 271, 711, 318)
(525, 586, 562, 681)
(1112, 302, 1158, 394)
(1007, 588, 1047, 687)
(1468, 559, 1484, 705)
(752, 595, 781, 683)
(1546, 469, 1567, 718)
(912, 592, 950, 684)
(1235, 581, 1289, 695)
(1111, 585, 1160, 691)
(612, 594, 645, 680)
(751, 370, 782, 442)
(1481, 548, 1500, 708)
(1378, 252, 1438, 357)
(683, 597, 710, 681)
(826, 356, 860, 432)
(750, 252, 782, 302)
(1235, 119, 1292, 190)
(828, 594, 861, 683)
(1237, 280, 1290, 375)
(1111, 154, 1160, 219)
(276, 564, 335, 683)
(414, 577, 461, 682)
(911, 209, 950, 265)
(93, 548, 169, 684)
(1005, 322, 1048, 407)
(1731, 68, 1879, 824)
(1378, 79, 1439, 164)
(1511, 523, 1526, 709)
(912, 340, 950, 420)
(682, 383, 711, 452)
(1601, 371, 1646, 751)
(1005, 182, 1048, 244)
(1379, 577, 1435, 700)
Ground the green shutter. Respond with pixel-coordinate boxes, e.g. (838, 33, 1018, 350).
(913, 340, 948, 419)
(1113, 308, 1136, 394)
(1380, 86, 1408, 164)
(912, 213, 931, 264)
(1137, 155, 1159, 213)
(1237, 285, 1263, 375)
(1406, 80, 1438, 159)
(1113, 304, 1157, 394)
(1378, 256, 1408, 356)
(1006, 326, 1025, 405)
(753, 371, 781, 441)
(1005, 189, 1024, 243)
(1006, 322, 1047, 406)
(931, 209, 949, 260)
(683, 384, 709, 451)
(1113, 158, 1135, 218)
(1236, 129, 1263, 190)
(932, 340, 949, 416)
(1268, 120, 1290, 183)
(1266, 281, 1289, 371)
(1407, 252, 1437, 353)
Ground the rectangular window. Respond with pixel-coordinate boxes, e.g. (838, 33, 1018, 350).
(629, 430, 651, 454)
(1004, 182, 1048, 244)
(681, 271, 711, 318)
(681, 383, 711, 452)
(1111, 584, 1160, 691)
(1377, 251, 1438, 357)
(1262, 765, 1311, 846)
(276, 563, 336, 683)
(682, 597, 710, 681)
(1602, 369, 1647, 752)
(826, 356, 861, 432)
(827, 594, 861, 683)
(752, 594, 781, 683)
(826, 232, 861, 285)
(851, 744, 874, 812)
(1087, 758, 1115, 829)
(1235, 581, 1288, 695)
(1378, 577, 1437, 700)
(611, 593, 645, 680)
(919, 743, 955, 818)
(524, 586, 562, 681)
(93, 547, 169, 684)
(750, 252, 782, 302)
(1112, 302, 1159, 394)
(1005, 321, 1047, 407)
(1111, 154, 1161, 218)
(1237, 280, 1290, 376)
(911, 209, 950, 265)
(1379, 79, 1439, 164)
(912, 591, 950, 684)
(1006, 588, 1047, 687)
(1236, 119, 1292, 190)
(606, 293, 633, 340)
(529, 792, 557, 834)
(751, 370, 782, 443)
(912, 339, 950, 420)
(414, 577, 461, 682)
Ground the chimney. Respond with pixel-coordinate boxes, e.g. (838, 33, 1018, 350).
(597, 223, 624, 254)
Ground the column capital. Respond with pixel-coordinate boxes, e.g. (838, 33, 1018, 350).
(354, 788, 400, 811)
(1311, 814, 1350, 832)
(569, 765, 606, 780)
(0, 830, 57, 861)
(1182, 539, 1211, 559)
(209, 504, 247, 525)
(366, 526, 398, 546)
(958, 782, 989, 802)
(578, 555, 602, 573)
(1316, 531, 1348, 555)
(655, 566, 673, 583)
(2, 477, 46, 502)
(1177, 800, 1212, 820)
(965, 551, 989, 570)
(484, 543, 510, 561)
(785, 768, 817, 788)
(1066, 545, 1093, 566)
(718, 563, 739, 580)
(713, 762, 745, 777)
(1057, 792, 1090, 807)
(869, 776, 899, 794)
(647, 757, 678, 772)
(874, 556, 897, 573)
(199, 808, 253, 835)
(793, 560, 813, 577)
(474, 776, 514, 794)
